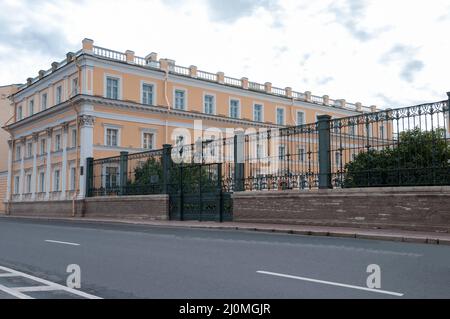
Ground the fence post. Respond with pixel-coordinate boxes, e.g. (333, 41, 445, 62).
(119, 152, 128, 195)
(317, 115, 332, 189)
(85, 157, 94, 197)
(162, 144, 172, 194)
(234, 132, 245, 191)
(447, 92, 450, 134)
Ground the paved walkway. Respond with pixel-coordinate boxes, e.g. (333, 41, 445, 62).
(1, 215, 449, 245)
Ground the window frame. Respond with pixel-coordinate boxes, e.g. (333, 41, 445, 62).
(276, 107, 286, 125)
(41, 92, 48, 111)
(141, 81, 156, 106)
(173, 87, 187, 110)
(203, 93, 216, 115)
(253, 103, 264, 122)
(229, 98, 241, 119)
(296, 111, 306, 126)
(104, 75, 122, 100)
(141, 130, 156, 150)
(104, 125, 121, 147)
(55, 85, 63, 104)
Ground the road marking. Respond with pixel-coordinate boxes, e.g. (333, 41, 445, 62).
(0, 266, 101, 299)
(257, 270, 404, 297)
(45, 240, 80, 246)
(16, 286, 62, 293)
(0, 273, 20, 278)
(0, 284, 33, 299)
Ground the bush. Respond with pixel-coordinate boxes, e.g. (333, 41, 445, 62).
(344, 128, 450, 187)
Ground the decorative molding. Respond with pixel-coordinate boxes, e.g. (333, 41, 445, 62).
(78, 114, 95, 127)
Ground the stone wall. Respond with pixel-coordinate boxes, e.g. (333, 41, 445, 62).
(232, 186, 450, 233)
(5, 195, 169, 220)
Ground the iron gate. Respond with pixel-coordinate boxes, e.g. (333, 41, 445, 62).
(168, 163, 233, 221)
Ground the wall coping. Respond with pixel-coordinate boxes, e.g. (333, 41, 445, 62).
(85, 195, 169, 202)
(232, 186, 450, 198)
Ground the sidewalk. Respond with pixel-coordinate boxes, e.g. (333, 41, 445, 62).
(1, 214, 450, 246)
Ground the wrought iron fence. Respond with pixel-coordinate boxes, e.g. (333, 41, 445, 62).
(88, 149, 164, 197)
(87, 97, 450, 197)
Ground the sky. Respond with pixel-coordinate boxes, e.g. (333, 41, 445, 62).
(0, 0, 449, 109)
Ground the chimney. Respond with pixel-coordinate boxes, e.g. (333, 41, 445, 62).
(51, 62, 59, 72)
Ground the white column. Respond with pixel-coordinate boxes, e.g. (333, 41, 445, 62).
(5, 140, 13, 201)
(78, 115, 95, 199)
(45, 128, 53, 200)
(31, 133, 38, 200)
(61, 123, 69, 200)
(19, 138, 25, 200)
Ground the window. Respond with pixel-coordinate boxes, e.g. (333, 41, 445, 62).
(26, 173, 32, 193)
(15, 145, 21, 159)
(256, 143, 263, 159)
(71, 78, 78, 96)
(56, 86, 62, 104)
(254, 104, 263, 122)
(105, 167, 118, 188)
(335, 152, 342, 168)
(349, 125, 356, 136)
(17, 106, 23, 121)
(26, 142, 33, 158)
(40, 139, 46, 155)
(14, 176, 20, 194)
(297, 111, 305, 125)
(380, 125, 385, 139)
(143, 132, 154, 150)
(299, 148, 305, 163)
(41, 93, 47, 110)
(106, 128, 119, 147)
(55, 134, 61, 151)
(106, 77, 119, 100)
(276, 108, 285, 125)
(229, 99, 240, 118)
(39, 172, 45, 192)
(204, 95, 215, 114)
(142, 84, 154, 105)
(278, 145, 286, 160)
(53, 169, 60, 191)
(70, 167, 76, 190)
(29, 100, 34, 116)
(174, 89, 186, 110)
(71, 129, 77, 148)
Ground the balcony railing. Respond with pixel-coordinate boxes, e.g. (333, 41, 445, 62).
(197, 70, 217, 82)
(224, 76, 242, 87)
(248, 82, 265, 91)
(173, 65, 190, 76)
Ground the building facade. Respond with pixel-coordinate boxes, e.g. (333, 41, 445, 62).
(0, 84, 20, 212)
(2, 38, 375, 209)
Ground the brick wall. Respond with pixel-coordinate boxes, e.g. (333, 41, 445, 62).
(6, 195, 169, 220)
(84, 195, 168, 220)
(232, 186, 450, 233)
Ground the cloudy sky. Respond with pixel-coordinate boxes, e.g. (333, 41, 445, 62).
(1, 0, 449, 108)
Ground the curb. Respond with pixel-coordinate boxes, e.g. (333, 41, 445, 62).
(1, 215, 449, 246)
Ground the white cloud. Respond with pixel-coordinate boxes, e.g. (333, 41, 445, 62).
(0, 0, 449, 108)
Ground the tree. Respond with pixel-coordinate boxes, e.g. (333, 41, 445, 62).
(343, 128, 450, 187)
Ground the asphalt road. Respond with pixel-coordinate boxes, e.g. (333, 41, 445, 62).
(0, 217, 449, 299)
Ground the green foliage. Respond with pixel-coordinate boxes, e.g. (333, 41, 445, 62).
(344, 128, 450, 187)
(128, 156, 220, 194)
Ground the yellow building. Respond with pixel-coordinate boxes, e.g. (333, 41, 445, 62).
(2, 38, 375, 207)
(0, 84, 20, 212)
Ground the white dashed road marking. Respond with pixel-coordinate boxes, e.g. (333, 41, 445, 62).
(45, 240, 80, 246)
(257, 270, 404, 297)
(0, 266, 101, 299)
